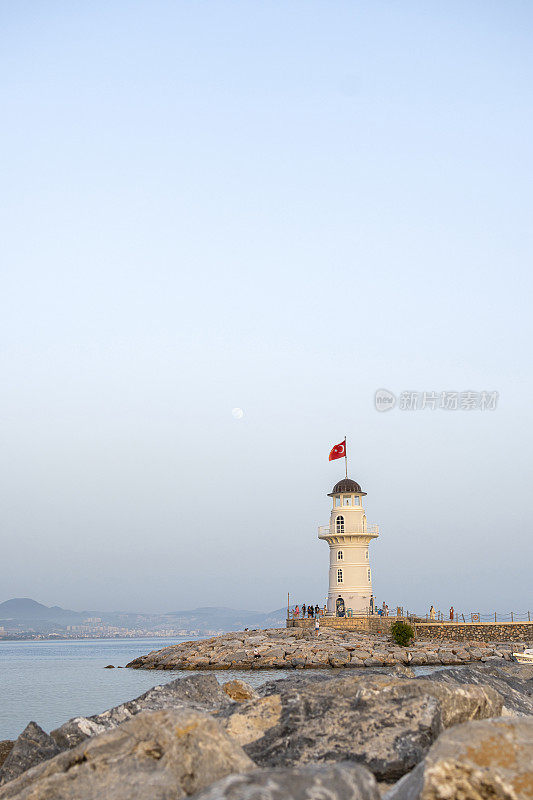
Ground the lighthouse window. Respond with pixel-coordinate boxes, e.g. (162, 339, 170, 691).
(366, 551, 369, 559)
(337, 569, 343, 583)
(343, 496, 351, 506)
(367, 569, 371, 582)
(337, 550, 343, 560)
(335, 515, 344, 533)
(354, 496, 360, 506)
(335, 496, 341, 507)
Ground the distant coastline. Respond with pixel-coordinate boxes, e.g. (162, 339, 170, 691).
(0, 597, 285, 641)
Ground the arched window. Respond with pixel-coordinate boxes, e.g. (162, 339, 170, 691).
(336, 515, 344, 534)
(337, 568, 343, 583)
(337, 550, 343, 560)
(367, 569, 371, 582)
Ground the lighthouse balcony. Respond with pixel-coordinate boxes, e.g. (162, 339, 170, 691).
(318, 523, 379, 538)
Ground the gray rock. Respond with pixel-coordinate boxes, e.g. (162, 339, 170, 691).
(0, 722, 61, 785)
(220, 674, 502, 782)
(424, 661, 533, 716)
(190, 762, 380, 800)
(51, 673, 231, 749)
(385, 716, 533, 800)
(391, 664, 415, 678)
(0, 708, 255, 800)
(0, 745, 13, 771)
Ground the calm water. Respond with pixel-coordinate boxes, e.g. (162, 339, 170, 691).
(0, 638, 445, 741)
(0, 638, 300, 740)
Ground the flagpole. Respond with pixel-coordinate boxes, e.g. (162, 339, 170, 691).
(344, 435, 348, 478)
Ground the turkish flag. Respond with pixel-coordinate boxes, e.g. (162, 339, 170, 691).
(329, 440, 346, 461)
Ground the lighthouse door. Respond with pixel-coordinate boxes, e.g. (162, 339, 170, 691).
(336, 597, 345, 617)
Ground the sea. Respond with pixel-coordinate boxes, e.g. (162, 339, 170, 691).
(0, 637, 444, 741)
(0, 637, 298, 740)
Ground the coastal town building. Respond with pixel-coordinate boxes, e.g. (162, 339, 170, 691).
(318, 477, 379, 616)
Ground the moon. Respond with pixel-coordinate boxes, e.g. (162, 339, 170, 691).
(232, 407, 244, 420)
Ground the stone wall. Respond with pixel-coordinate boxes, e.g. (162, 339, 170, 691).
(414, 622, 533, 642)
(287, 616, 369, 631)
(287, 617, 533, 642)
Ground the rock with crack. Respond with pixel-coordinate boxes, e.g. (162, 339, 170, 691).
(384, 716, 533, 800)
(0, 723, 61, 786)
(189, 762, 380, 800)
(219, 674, 503, 782)
(423, 661, 533, 716)
(51, 673, 231, 749)
(0, 708, 255, 800)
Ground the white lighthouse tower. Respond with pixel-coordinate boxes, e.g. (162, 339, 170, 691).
(318, 477, 379, 616)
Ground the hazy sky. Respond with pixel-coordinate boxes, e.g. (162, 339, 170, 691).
(1, 2, 532, 616)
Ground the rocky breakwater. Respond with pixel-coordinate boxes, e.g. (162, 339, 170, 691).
(126, 627, 521, 670)
(0, 664, 531, 799)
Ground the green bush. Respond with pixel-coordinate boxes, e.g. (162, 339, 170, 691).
(390, 620, 415, 647)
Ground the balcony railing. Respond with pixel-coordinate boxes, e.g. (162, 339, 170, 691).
(318, 523, 379, 537)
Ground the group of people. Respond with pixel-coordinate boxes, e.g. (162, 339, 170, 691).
(369, 596, 389, 616)
(429, 605, 455, 621)
(293, 603, 323, 619)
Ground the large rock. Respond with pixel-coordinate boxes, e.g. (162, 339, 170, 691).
(51, 673, 231, 749)
(190, 762, 380, 800)
(424, 662, 533, 716)
(0, 722, 61, 785)
(0, 709, 255, 800)
(220, 674, 502, 781)
(385, 716, 533, 800)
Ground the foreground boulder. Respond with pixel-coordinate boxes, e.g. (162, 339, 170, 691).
(425, 661, 533, 716)
(51, 673, 231, 749)
(385, 716, 533, 800)
(190, 762, 380, 800)
(0, 723, 61, 785)
(0, 709, 255, 800)
(220, 674, 503, 781)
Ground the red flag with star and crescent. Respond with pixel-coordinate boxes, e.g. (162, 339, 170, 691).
(329, 439, 346, 461)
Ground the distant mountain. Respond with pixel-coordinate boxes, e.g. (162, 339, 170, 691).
(0, 598, 286, 635)
(0, 598, 84, 622)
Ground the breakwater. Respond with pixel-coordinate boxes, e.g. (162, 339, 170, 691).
(125, 627, 525, 671)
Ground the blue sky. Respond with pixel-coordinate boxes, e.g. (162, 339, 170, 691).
(1, 1, 532, 614)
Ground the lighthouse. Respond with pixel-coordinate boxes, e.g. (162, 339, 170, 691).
(318, 477, 379, 616)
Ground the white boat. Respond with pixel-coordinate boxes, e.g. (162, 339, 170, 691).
(512, 648, 533, 663)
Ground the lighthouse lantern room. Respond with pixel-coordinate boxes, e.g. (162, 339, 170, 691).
(318, 477, 379, 616)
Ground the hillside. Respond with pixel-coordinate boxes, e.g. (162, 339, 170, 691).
(0, 598, 286, 635)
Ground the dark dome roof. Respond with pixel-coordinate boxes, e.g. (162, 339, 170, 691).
(327, 478, 367, 497)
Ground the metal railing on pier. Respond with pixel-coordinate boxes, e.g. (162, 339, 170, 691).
(409, 610, 532, 624)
